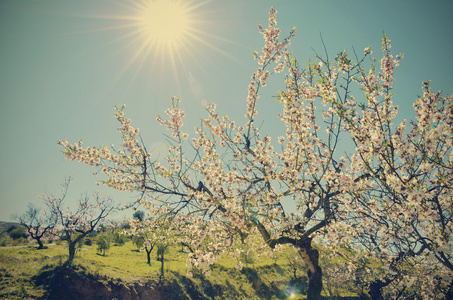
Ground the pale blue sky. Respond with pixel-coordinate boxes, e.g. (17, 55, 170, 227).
(1, 0, 452, 221)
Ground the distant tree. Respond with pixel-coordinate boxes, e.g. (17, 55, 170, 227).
(132, 234, 144, 250)
(13, 203, 56, 249)
(76, 236, 86, 249)
(287, 252, 305, 281)
(156, 242, 169, 279)
(234, 242, 255, 268)
(132, 234, 155, 265)
(39, 177, 115, 265)
(128, 216, 171, 266)
(96, 232, 111, 256)
(0, 232, 10, 246)
(133, 210, 145, 222)
(239, 250, 254, 268)
(112, 230, 128, 246)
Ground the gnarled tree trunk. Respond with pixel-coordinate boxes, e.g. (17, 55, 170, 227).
(36, 238, 45, 249)
(256, 222, 323, 300)
(445, 279, 453, 300)
(297, 238, 322, 300)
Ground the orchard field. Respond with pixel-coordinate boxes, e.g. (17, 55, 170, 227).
(0, 226, 363, 299)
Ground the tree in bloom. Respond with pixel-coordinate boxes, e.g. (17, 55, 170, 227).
(58, 7, 452, 299)
(132, 231, 155, 265)
(130, 210, 157, 265)
(129, 219, 159, 266)
(127, 208, 174, 279)
(39, 177, 115, 265)
(305, 34, 453, 298)
(14, 203, 56, 249)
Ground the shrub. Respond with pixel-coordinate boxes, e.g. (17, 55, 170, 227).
(132, 235, 145, 250)
(8, 226, 27, 240)
(96, 233, 111, 256)
(0, 232, 11, 246)
(77, 237, 85, 249)
(113, 231, 127, 246)
(11, 237, 28, 246)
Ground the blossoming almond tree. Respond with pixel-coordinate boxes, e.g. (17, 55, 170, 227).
(58, 7, 452, 299)
(40, 177, 115, 265)
(347, 77, 453, 298)
(56, 8, 374, 298)
(127, 211, 173, 273)
(58, 9, 330, 298)
(305, 35, 453, 298)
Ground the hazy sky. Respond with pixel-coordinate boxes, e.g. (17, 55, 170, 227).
(1, 0, 452, 221)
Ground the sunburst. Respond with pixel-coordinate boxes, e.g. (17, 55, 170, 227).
(128, 0, 200, 65)
(113, 0, 222, 85)
(135, 0, 192, 50)
(80, 0, 243, 95)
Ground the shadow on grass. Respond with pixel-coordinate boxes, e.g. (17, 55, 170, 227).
(241, 267, 288, 299)
(33, 264, 190, 300)
(33, 264, 108, 300)
(32, 263, 303, 300)
(163, 271, 207, 300)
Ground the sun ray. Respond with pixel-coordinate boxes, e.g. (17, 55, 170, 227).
(124, 0, 203, 63)
(62, 0, 249, 96)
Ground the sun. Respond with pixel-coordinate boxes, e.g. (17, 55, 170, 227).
(134, 0, 193, 51)
(86, 0, 239, 90)
(112, 0, 216, 85)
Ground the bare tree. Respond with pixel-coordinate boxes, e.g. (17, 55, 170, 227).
(14, 203, 56, 249)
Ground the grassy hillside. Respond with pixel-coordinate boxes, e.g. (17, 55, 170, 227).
(0, 237, 362, 299)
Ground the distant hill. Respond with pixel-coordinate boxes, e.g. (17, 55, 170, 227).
(0, 221, 22, 233)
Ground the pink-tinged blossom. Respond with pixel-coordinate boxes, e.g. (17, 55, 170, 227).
(364, 46, 372, 55)
(274, 63, 285, 73)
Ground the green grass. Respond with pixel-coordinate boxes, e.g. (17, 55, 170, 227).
(0, 240, 361, 299)
(0, 245, 57, 299)
(75, 241, 305, 299)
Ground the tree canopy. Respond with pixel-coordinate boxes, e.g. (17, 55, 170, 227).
(58, 8, 452, 299)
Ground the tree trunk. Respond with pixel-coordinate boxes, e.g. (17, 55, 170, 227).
(68, 242, 76, 265)
(369, 281, 383, 300)
(160, 252, 164, 278)
(145, 245, 154, 265)
(445, 279, 453, 300)
(368, 278, 394, 300)
(297, 239, 323, 300)
(37, 238, 44, 249)
(146, 249, 151, 265)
